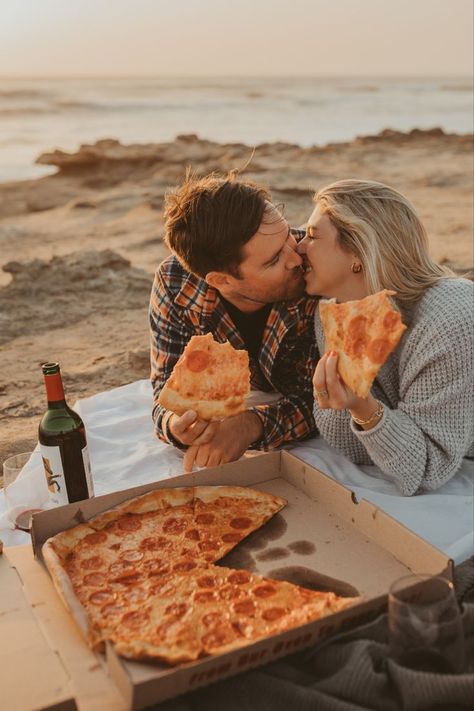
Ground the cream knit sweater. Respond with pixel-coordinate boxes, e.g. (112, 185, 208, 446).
(313, 278, 474, 495)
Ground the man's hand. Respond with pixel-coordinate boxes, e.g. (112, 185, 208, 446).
(183, 411, 263, 473)
(167, 411, 219, 447)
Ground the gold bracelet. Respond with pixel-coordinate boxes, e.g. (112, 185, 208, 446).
(351, 400, 384, 427)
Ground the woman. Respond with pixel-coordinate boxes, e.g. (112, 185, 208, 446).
(297, 179, 473, 495)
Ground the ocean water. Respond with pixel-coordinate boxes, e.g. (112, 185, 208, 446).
(0, 76, 472, 183)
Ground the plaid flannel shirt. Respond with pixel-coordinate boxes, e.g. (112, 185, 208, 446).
(149, 244, 319, 450)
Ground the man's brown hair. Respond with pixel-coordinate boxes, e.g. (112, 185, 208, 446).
(164, 171, 273, 278)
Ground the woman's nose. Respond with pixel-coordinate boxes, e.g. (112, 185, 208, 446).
(296, 238, 307, 255)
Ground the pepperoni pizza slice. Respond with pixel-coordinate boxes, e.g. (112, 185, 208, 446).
(158, 333, 250, 420)
(43, 485, 359, 665)
(105, 565, 357, 663)
(319, 289, 407, 398)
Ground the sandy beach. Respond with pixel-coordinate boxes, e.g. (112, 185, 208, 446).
(0, 128, 472, 464)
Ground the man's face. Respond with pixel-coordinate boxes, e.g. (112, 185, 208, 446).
(222, 204, 305, 311)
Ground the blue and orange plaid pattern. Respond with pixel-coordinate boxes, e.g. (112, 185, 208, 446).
(149, 251, 319, 450)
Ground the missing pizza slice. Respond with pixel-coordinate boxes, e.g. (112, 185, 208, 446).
(319, 290, 407, 398)
(158, 333, 251, 420)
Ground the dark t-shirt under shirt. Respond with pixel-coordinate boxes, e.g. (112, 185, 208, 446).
(221, 296, 271, 361)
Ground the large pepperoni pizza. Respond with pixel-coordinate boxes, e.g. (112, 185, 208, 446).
(319, 290, 407, 398)
(43, 486, 357, 664)
(158, 333, 250, 420)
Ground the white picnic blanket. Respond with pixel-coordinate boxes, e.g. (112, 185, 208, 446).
(1, 380, 473, 563)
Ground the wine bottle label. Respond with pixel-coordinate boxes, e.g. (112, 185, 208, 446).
(82, 445, 95, 497)
(40, 444, 69, 506)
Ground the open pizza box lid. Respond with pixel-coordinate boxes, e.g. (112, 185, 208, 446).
(3, 451, 452, 710)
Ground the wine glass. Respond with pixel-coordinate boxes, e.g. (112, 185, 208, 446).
(3, 451, 48, 531)
(388, 573, 464, 673)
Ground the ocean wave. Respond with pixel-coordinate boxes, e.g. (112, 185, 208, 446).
(440, 84, 474, 92)
(0, 107, 54, 117)
(0, 89, 49, 98)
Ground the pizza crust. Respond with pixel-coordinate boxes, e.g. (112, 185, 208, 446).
(159, 387, 247, 420)
(43, 537, 104, 649)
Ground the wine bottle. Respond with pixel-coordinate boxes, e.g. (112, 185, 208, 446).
(38, 362, 94, 505)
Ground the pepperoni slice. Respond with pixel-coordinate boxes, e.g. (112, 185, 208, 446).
(81, 555, 103, 570)
(345, 315, 368, 357)
(383, 310, 400, 330)
(117, 515, 142, 531)
(185, 528, 200, 541)
(252, 583, 277, 598)
(123, 587, 147, 604)
(194, 590, 218, 603)
(120, 549, 144, 562)
(101, 602, 126, 617)
(229, 517, 253, 530)
(219, 585, 246, 601)
(262, 607, 286, 621)
(202, 626, 235, 649)
(122, 609, 151, 628)
(88, 589, 115, 605)
(149, 580, 169, 595)
(195, 513, 215, 525)
(114, 572, 141, 586)
(228, 571, 251, 585)
(145, 562, 170, 578)
(163, 518, 187, 535)
(347, 315, 368, 339)
(202, 611, 226, 627)
(233, 599, 256, 615)
(186, 350, 211, 373)
(367, 338, 391, 364)
(222, 532, 242, 543)
(165, 602, 188, 619)
(83, 573, 106, 587)
(140, 536, 173, 552)
(83, 531, 108, 545)
(173, 560, 197, 573)
(109, 561, 134, 576)
(197, 574, 218, 588)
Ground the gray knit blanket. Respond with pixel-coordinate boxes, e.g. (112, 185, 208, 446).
(154, 558, 474, 711)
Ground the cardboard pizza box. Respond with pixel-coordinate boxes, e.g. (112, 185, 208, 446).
(3, 451, 452, 710)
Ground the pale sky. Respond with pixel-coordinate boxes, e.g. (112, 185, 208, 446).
(0, 0, 472, 77)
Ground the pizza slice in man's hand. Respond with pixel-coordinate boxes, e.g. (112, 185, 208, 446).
(158, 333, 251, 420)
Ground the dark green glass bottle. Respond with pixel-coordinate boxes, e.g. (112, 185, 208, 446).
(38, 362, 94, 505)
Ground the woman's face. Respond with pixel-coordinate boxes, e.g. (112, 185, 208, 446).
(297, 203, 367, 302)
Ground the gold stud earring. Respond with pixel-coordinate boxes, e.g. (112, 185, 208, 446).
(351, 262, 362, 273)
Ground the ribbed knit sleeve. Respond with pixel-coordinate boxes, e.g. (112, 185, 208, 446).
(314, 279, 474, 496)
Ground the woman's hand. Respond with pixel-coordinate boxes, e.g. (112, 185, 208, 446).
(313, 351, 381, 428)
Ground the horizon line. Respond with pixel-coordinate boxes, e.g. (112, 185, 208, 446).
(0, 73, 472, 80)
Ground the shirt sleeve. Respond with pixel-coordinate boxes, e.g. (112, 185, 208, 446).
(351, 308, 474, 495)
(149, 269, 193, 447)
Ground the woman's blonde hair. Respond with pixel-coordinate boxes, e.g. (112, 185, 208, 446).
(315, 179, 454, 303)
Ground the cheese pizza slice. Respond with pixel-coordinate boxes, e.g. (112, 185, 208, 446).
(319, 290, 407, 398)
(158, 333, 250, 420)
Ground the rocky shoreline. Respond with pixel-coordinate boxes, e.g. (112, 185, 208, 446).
(1, 129, 472, 464)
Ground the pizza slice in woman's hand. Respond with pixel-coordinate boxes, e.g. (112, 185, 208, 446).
(158, 333, 250, 420)
(319, 290, 407, 398)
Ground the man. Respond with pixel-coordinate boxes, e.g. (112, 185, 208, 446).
(149, 172, 318, 472)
